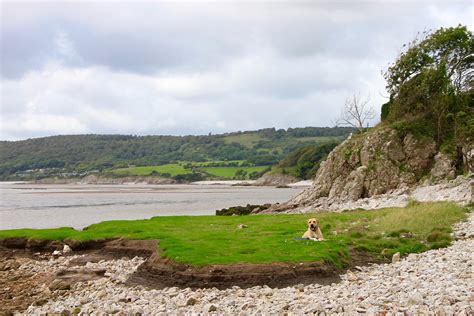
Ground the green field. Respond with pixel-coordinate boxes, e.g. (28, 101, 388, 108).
(191, 160, 246, 167)
(110, 164, 191, 177)
(0, 202, 467, 267)
(110, 161, 267, 180)
(203, 166, 268, 178)
(223, 133, 264, 148)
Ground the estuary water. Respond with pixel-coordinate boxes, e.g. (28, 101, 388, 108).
(0, 182, 306, 230)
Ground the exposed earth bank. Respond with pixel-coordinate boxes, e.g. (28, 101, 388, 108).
(0, 237, 351, 314)
(1, 214, 472, 314)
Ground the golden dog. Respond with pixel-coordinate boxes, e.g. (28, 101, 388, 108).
(302, 218, 324, 241)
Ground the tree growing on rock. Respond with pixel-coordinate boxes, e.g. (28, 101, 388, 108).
(381, 24, 473, 171)
(384, 25, 473, 96)
(336, 93, 375, 133)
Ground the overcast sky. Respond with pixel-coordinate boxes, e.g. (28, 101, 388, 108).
(0, 1, 472, 140)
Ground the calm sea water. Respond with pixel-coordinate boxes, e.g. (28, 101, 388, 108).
(0, 182, 305, 230)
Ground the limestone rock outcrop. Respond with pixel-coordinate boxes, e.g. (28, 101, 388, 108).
(260, 127, 473, 213)
(252, 173, 299, 186)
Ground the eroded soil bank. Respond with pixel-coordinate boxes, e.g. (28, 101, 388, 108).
(0, 237, 373, 314)
(2, 215, 472, 315)
(0, 238, 350, 289)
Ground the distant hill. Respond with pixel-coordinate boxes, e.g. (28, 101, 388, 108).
(0, 127, 354, 180)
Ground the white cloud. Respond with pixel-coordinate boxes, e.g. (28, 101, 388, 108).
(0, 1, 472, 140)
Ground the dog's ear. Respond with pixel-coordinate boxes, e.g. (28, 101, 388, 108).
(316, 219, 320, 225)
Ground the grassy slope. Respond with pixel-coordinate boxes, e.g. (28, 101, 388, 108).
(0, 202, 467, 267)
(223, 134, 264, 148)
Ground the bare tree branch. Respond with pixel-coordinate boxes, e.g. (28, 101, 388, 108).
(335, 93, 375, 132)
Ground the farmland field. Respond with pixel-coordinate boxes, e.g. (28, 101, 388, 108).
(202, 166, 268, 178)
(223, 133, 264, 148)
(109, 162, 268, 180)
(110, 164, 191, 177)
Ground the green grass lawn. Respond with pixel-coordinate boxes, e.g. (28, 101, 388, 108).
(202, 166, 268, 179)
(110, 164, 191, 177)
(0, 202, 468, 267)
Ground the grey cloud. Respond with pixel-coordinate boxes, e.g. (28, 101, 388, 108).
(1, 2, 250, 78)
(0, 1, 472, 140)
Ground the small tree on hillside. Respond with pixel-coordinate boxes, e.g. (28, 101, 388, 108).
(336, 93, 375, 133)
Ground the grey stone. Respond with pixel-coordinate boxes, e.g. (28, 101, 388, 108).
(206, 304, 217, 312)
(49, 279, 71, 291)
(186, 297, 197, 306)
(63, 245, 73, 254)
(431, 152, 455, 180)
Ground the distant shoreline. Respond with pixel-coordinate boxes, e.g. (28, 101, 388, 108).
(0, 176, 313, 187)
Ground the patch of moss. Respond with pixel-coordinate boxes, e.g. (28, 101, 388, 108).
(344, 148, 353, 160)
(399, 163, 409, 173)
(367, 160, 376, 171)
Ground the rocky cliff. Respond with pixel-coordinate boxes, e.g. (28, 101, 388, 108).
(258, 127, 473, 213)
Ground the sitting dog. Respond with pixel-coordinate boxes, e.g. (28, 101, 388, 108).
(302, 218, 324, 241)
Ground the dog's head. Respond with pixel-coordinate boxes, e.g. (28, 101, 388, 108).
(307, 218, 320, 231)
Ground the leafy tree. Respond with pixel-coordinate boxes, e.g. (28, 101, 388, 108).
(277, 142, 338, 179)
(382, 25, 473, 171)
(384, 25, 473, 95)
(234, 169, 248, 180)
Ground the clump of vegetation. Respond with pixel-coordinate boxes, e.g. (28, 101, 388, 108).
(427, 227, 453, 245)
(216, 204, 271, 216)
(387, 229, 412, 238)
(381, 25, 473, 171)
(0, 202, 466, 267)
(406, 198, 420, 207)
(273, 142, 339, 179)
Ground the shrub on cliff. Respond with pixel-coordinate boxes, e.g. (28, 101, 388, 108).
(382, 25, 473, 155)
(276, 142, 339, 179)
